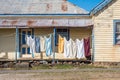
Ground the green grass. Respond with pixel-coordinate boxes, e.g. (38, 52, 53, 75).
(77, 64, 106, 69)
(53, 64, 74, 69)
(32, 64, 51, 70)
(31, 64, 106, 70)
(32, 64, 74, 70)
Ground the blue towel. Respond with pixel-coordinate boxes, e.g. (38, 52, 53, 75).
(35, 37, 41, 53)
(45, 34, 52, 56)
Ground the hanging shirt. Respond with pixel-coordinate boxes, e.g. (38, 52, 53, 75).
(72, 39, 77, 58)
(26, 35, 30, 47)
(40, 36, 46, 52)
(45, 34, 52, 56)
(84, 37, 91, 57)
(58, 35, 64, 53)
(35, 37, 40, 53)
(76, 39, 85, 59)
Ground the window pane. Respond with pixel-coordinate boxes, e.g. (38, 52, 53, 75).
(116, 23, 120, 32)
(116, 40, 120, 45)
(28, 31, 31, 37)
(57, 29, 62, 32)
(27, 47, 30, 54)
(63, 29, 67, 32)
(22, 48, 26, 54)
(22, 31, 26, 44)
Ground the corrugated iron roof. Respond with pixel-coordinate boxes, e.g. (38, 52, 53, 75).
(0, 0, 88, 14)
(0, 18, 93, 27)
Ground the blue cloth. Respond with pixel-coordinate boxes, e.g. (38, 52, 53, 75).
(35, 37, 40, 53)
(45, 34, 52, 56)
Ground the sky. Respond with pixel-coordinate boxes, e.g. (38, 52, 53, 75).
(68, 0, 104, 12)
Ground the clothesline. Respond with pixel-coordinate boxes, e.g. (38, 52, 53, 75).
(19, 32, 54, 37)
(0, 33, 16, 37)
(0, 32, 54, 38)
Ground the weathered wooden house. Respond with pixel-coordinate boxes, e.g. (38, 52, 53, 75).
(91, 0, 120, 62)
(0, 0, 120, 63)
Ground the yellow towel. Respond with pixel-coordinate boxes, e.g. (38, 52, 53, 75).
(58, 35, 64, 53)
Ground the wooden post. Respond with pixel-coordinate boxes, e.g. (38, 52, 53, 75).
(92, 28, 94, 62)
(52, 28, 56, 64)
(15, 27, 19, 62)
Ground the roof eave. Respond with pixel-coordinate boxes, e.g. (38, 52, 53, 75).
(90, 0, 113, 15)
(0, 13, 90, 17)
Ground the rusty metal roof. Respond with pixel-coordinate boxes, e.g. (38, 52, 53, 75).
(0, 0, 88, 14)
(0, 18, 93, 27)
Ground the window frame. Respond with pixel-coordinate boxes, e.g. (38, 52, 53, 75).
(55, 28, 69, 46)
(113, 20, 120, 45)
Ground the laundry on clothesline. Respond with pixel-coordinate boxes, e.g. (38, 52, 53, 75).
(58, 35, 64, 53)
(59, 35, 90, 59)
(25, 33, 53, 57)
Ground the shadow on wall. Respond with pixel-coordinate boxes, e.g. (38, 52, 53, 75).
(0, 29, 16, 60)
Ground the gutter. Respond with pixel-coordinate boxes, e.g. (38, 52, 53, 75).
(0, 13, 91, 17)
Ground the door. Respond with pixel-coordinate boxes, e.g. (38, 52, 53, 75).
(19, 29, 33, 55)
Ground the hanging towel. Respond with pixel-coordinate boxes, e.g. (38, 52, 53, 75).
(84, 37, 91, 58)
(71, 39, 77, 58)
(64, 37, 67, 58)
(40, 36, 46, 52)
(45, 34, 52, 56)
(29, 36, 35, 58)
(69, 39, 73, 58)
(58, 35, 64, 53)
(76, 39, 85, 59)
(63, 38, 72, 58)
(35, 37, 40, 53)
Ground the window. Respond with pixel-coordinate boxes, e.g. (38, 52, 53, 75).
(55, 28, 69, 45)
(114, 21, 120, 45)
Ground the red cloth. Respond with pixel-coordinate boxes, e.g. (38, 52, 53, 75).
(84, 37, 91, 57)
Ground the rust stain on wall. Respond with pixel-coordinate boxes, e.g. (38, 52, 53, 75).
(11, 20, 17, 25)
(2, 20, 8, 24)
(61, 3, 68, 11)
(27, 20, 34, 26)
(46, 3, 52, 11)
(52, 20, 57, 25)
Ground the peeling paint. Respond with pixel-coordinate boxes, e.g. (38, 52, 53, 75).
(11, 20, 17, 25)
(46, 3, 52, 11)
(0, 0, 88, 14)
(27, 20, 35, 26)
(0, 19, 93, 27)
(61, 2, 68, 11)
(2, 20, 8, 24)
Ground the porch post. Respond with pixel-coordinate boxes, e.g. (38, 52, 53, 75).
(92, 28, 95, 62)
(52, 27, 56, 64)
(15, 27, 19, 62)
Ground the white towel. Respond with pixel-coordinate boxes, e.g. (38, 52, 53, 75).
(40, 36, 46, 52)
(76, 39, 85, 59)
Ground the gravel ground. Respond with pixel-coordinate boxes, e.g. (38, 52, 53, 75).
(0, 68, 120, 80)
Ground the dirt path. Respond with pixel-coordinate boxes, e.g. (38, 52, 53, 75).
(0, 68, 120, 80)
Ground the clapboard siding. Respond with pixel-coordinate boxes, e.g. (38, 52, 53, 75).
(93, 0, 120, 62)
